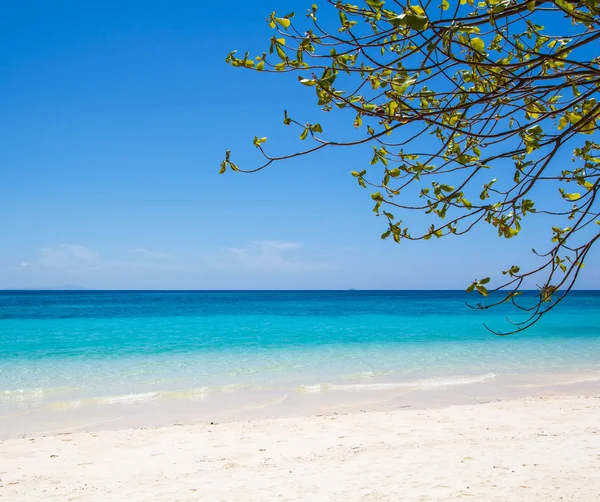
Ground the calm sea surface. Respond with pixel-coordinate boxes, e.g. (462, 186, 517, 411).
(1, 290, 599, 423)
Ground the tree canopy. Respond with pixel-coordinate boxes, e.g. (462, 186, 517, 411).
(222, 0, 600, 333)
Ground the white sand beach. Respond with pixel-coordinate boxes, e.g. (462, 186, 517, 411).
(2, 394, 599, 501)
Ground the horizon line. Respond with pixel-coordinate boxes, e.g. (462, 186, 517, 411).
(3, 288, 600, 293)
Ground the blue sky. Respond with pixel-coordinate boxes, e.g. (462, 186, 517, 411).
(1, 0, 598, 289)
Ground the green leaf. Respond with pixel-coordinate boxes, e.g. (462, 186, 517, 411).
(275, 17, 291, 29)
(391, 78, 416, 95)
(581, 180, 594, 190)
(559, 189, 581, 201)
(555, 0, 574, 12)
(558, 115, 569, 130)
(366, 0, 385, 8)
(475, 284, 488, 296)
(300, 128, 309, 140)
(527, 0, 536, 10)
(405, 12, 428, 31)
(471, 37, 485, 53)
(276, 45, 286, 60)
(441, 0, 450, 10)
(503, 265, 521, 276)
(523, 134, 540, 154)
(298, 78, 316, 86)
(253, 136, 267, 147)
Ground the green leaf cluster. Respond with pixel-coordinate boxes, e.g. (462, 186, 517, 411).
(223, 0, 600, 333)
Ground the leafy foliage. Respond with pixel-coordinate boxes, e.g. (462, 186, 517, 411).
(223, 0, 600, 334)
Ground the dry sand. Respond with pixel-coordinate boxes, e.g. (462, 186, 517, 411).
(1, 394, 599, 501)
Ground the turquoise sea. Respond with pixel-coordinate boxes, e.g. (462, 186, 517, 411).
(1, 290, 599, 434)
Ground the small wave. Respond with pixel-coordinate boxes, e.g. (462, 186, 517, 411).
(342, 370, 395, 380)
(519, 375, 600, 388)
(219, 383, 250, 393)
(298, 384, 332, 394)
(227, 364, 303, 376)
(49, 399, 83, 410)
(0, 388, 45, 401)
(99, 392, 159, 405)
(47, 384, 255, 408)
(158, 384, 255, 399)
(49, 392, 161, 409)
(139, 378, 179, 386)
(0, 387, 80, 403)
(296, 373, 497, 393)
(158, 387, 211, 400)
(412, 372, 497, 389)
(97, 386, 249, 405)
(558, 375, 600, 386)
(101, 385, 250, 403)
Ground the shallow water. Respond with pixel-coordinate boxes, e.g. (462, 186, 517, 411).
(1, 290, 599, 436)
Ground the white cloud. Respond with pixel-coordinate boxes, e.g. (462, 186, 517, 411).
(250, 241, 301, 250)
(26, 244, 168, 274)
(11, 241, 327, 287)
(218, 241, 326, 273)
(130, 248, 172, 260)
(39, 244, 99, 268)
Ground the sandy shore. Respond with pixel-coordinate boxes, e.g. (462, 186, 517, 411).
(1, 394, 599, 501)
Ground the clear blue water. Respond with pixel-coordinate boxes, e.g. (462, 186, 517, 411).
(1, 290, 599, 407)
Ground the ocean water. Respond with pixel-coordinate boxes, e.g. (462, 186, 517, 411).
(1, 290, 599, 433)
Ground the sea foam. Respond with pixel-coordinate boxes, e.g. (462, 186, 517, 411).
(296, 372, 497, 393)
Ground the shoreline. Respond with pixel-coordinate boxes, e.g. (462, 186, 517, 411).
(2, 369, 600, 439)
(2, 393, 599, 500)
